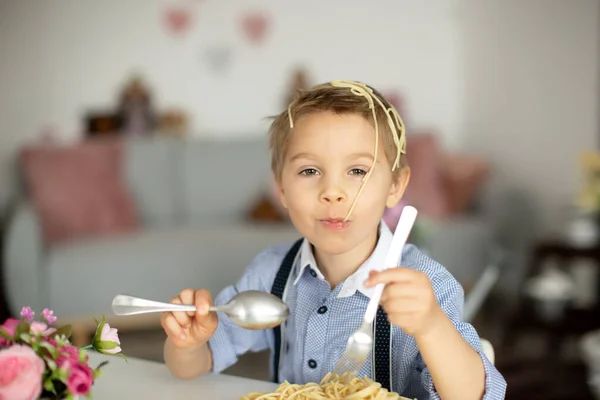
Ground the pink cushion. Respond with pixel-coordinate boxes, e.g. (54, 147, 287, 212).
(442, 154, 489, 214)
(21, 139, 139, 245)
(400, 133, 449, 218)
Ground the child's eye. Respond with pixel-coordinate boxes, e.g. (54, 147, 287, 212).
(300, 168, 320, 176)
(349, 168, 367, 176)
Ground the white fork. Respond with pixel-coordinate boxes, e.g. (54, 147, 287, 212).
(331, 206, 418, 379)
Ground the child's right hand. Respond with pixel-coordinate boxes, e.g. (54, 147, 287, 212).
(160, 288, 218, 350)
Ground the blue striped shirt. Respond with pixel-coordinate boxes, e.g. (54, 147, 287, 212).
(208, 222, 507, 399)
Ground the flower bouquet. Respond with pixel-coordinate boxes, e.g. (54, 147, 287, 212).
(0, 306, 126, 400)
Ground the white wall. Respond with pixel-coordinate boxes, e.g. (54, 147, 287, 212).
(0, 0, 462, 210)
(0, 0, 598, 236)
(460, 0, 599, 235)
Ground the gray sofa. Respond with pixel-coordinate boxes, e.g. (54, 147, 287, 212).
(3, 136, 516, 326)
(4, 137, 300, 319)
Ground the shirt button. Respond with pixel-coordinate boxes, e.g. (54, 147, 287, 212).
(317, 306, 328, 314)
(308, 359, 317, 369)
(309, 269, 317, 278)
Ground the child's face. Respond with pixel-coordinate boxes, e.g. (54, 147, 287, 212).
(276, 111, 409, 256)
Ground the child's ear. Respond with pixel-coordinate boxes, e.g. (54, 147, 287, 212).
(386, 167, 410, 208)
(274, 175, 288, 209)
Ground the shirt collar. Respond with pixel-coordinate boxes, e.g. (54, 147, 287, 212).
(292, 238, 325, 285)
(292, 221, 393, 299)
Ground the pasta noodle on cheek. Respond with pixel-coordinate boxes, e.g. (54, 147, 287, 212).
(241, 373, 414, 400)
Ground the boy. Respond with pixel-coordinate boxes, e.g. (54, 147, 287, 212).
(161, 81, 507, 399)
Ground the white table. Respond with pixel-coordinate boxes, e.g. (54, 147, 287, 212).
(87, 352, 279, 399)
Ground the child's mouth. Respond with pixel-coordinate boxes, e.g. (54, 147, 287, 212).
(319, 218, 350, 231)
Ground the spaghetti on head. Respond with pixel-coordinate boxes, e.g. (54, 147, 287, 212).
(241, 373, 414, 400)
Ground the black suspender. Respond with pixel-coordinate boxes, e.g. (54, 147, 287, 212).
(269, 239, 392, 391)
(373, 306, 392, 390)
(269, 239, 303, 384)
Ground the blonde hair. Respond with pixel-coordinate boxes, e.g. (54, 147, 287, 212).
(268, 80, 407, 221)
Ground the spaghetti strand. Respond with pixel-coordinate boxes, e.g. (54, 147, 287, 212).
(241, 373, 413, 400)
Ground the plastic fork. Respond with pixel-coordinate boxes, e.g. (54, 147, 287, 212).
(331, 206, 418, 379)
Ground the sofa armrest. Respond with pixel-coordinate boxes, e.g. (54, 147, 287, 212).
(420, 216, 500, 321)
(424, 216, 494, 283)
(3, 201, 46, 316)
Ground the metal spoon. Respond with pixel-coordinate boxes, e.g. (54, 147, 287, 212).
(111, 290, 290, 330)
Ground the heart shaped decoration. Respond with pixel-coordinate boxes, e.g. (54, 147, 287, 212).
(202, 46, 233, 74)
(241, 12, 270, 45)
(163, 5, 193, 36)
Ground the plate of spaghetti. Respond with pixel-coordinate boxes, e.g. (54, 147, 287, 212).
(241, 373, 414, 400)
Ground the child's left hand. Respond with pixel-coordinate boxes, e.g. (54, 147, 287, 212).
(365, 268, 445, 338)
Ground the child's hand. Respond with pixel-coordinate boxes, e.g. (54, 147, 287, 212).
(365, 268, 445, 338)
(160, 288, 218, 350)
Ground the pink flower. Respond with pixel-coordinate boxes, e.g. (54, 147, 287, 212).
(42, 327, 57, 337)
(41, 308, 56, 324)
(0, 318, 19, 337)
(0, 345, 44, 400)
(29, 322, 47, 335)
(66, 364, 93, 395)
(56, 345, 86, 370)
(19, 307, 34, 323)
(61, 345, 79, 361)
(0, 318, 20, 347)
(93, 322, 121, 354)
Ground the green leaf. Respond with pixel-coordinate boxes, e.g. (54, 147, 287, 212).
(46, 358, 57, 371)
(52, 324, 72, 340)
(15, 321, 30, 337)
(57, 366, 68, 380)
(44, 378, 56, 394)
(19, 333, 31, 343)
(95, 360, 109, 370)
(50, 362, 68, 381)
(39, 341, 58, 358)
(57, 334, 71, 347)
(96, 340, 120, 351)
(92, 316, 105, 345)
(50, 366, 61, 380)
(0, 326, 13, 341)
(79, 349, 88, 364)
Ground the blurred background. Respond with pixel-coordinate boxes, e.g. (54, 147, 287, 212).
(1, 0, 599, 398)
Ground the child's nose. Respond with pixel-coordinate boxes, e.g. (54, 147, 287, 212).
(320, 185, 347, 203)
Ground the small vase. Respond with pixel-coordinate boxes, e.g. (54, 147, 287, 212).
(565, 210, 599, 248)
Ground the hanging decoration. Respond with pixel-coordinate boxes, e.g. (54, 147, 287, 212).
(162, 1, 195, 37)
(202, 45, 234, 74)
(240, 11, 270, 45)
